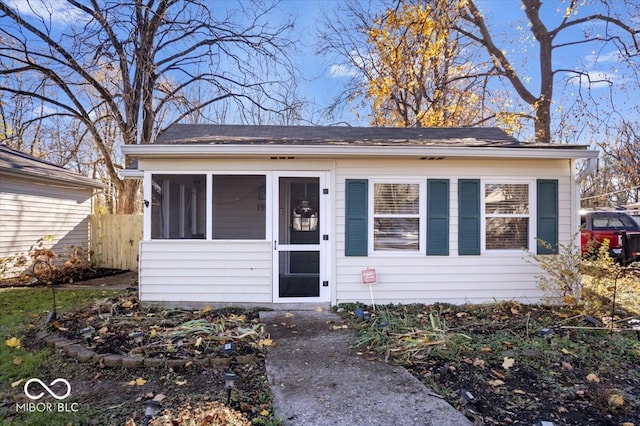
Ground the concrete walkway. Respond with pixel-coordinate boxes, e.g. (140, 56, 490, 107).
(260, 309, 472, 426)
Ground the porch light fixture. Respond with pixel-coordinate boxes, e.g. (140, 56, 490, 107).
(292, 200, 318, 231)
(223, 372, 239, 405)
(142, 400, 161, 426)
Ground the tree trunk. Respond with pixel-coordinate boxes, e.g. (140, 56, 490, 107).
(116, 179, 141, 214)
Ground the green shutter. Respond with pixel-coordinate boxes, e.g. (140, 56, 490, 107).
(345, 179, 368, 256)
(537, 179, 559, 254)
(427, 179, 449, 255)
(458, 179, 481, 255)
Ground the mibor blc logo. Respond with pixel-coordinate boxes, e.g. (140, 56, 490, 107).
(16, 378, 79, 413)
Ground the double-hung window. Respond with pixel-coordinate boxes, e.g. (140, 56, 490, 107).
(484, 182, 531, 250)
(372, 182, 422, 252)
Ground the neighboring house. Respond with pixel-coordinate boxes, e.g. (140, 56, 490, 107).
(0, 144, 103, 277)
(121, 124, 597, 306)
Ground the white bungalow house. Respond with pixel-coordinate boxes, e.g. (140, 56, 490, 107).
(121, 125, 597, 307)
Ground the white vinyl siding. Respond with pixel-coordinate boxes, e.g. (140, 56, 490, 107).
(335, 158, 572, 305)
(0, 176, 93, 270)
(139, 241, 272, 303)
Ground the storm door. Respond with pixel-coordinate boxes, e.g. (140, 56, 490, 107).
(272, 172, 329, 303)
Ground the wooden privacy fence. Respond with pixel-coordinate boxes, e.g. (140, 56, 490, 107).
(89, 214, 143, 271)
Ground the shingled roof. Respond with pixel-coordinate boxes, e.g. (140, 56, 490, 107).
(157, 124, 536, 147)
(0, 144, 103, 189)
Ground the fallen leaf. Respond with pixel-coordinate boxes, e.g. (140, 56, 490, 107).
(480, 347, 492, 353)
(586, 373, 600, 383)
(153, 394, 166, 402)
(608, 393, 624, 407)
(315, 306, 323, 312)
(11, 379, 23, 388)
(488, 379, 505, 387)
(502, 357, 515, 370)
(259, 409, 270, 416)
(5, 337, 21, 348)
(128, 377, 147, 386)
(258, 338, 274, 347)
(561, 361, 573, 371)
(473, 358, 485, 368)
(122, 300, 133, 308)
(201, 305, 212, 313)
(331, 324, 348, 330)
(513, 389, 526, 395)
(558, 406, 569, 413)
(150, 328, 157, 338)
(176, 380, 187, 386)
(561, 348, 573, 355)
(490, 369, 506, 380)
(12, 357, 22, 365)
(284, 312, 294, 318)
(195, 337, 203, 347)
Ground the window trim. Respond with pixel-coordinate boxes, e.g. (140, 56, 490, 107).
(481, 179, 536, 253)
(368, 179, 426, 255)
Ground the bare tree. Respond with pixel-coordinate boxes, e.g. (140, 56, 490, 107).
(457, 0, 639, 143)
(0, 0, 298, 212)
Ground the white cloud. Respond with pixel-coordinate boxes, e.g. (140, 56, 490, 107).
(584, 50, 624, 64)
(8, 0, 85, 25)
(568, 70, 616, 88)
(329, 64, 359, 78)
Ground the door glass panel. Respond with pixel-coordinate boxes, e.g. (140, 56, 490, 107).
(279, 178, 320, 244)
(277, 176, 321, 299)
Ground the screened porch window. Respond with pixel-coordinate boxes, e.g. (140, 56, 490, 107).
(484, 183, 530, 250)
(151, 174, 206, 239)
(373, 182, 420, 251)
(212, 175, 266, 239)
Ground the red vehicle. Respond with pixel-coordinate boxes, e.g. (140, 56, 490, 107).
(580, 211, 640, 263)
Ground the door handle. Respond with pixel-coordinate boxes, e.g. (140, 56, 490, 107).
(273, 240, 277, 250)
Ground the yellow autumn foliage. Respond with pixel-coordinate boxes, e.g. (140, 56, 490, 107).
(365, 0, 487, 128)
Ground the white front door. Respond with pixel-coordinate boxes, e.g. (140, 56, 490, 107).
(272, 172, 330, 303)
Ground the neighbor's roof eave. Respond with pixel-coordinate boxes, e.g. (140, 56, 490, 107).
(121, 143, 599, 161)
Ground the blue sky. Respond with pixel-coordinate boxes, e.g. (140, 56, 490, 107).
(280, 0, 639, 140)
(5, 0, 638, 143)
